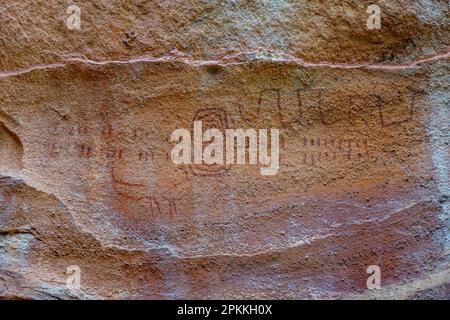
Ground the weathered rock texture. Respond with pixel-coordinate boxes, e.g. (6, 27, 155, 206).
(0, 0, 449, 299)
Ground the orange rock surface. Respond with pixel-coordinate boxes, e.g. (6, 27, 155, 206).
(0, 1, 448, 299)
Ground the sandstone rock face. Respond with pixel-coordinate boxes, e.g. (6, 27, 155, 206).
(0, 1, 449, 299)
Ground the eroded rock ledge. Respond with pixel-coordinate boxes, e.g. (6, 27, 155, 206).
(0, 0, 449, 299)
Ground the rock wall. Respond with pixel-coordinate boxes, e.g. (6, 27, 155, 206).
(0, 0, 448, 299)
